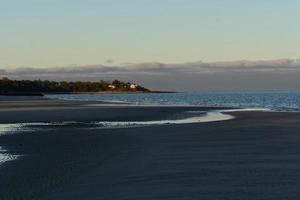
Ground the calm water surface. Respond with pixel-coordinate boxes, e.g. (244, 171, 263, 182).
(48, 92, 300, 111)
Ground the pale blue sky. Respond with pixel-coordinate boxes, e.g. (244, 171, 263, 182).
(1, 0, 299, 68)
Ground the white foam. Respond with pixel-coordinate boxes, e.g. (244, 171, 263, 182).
(0, 123, 51, 135)
(94, 108, 271, 129)
(0, 124, 22, 135)
(95, 111, 235, 129)
(0, 124, 24, 165)
(218, 108, 271, 112)
(0, 147, 18, 166)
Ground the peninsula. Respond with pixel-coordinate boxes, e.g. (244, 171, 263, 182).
(0, 78, 150, 95)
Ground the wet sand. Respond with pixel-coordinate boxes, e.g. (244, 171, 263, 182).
(1, 98, 300, 199)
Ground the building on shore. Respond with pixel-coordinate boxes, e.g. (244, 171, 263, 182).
(130, 84, 138, 89)
(108, 84, 116, 89)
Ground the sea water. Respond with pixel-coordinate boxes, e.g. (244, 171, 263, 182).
(48, 91, 300, 111)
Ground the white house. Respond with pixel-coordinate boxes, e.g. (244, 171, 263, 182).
(130, 84, 137, 89)
(108, 84, 116, 89)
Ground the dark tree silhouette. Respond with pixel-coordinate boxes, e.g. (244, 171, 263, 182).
(0, 78, 149, 94)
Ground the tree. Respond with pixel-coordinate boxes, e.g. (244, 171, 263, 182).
(0, 79, 149, 93)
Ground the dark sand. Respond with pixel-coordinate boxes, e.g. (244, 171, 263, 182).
(1, 99, 300, 200)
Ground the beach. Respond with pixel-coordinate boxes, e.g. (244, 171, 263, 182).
(1, 97, 300, 199)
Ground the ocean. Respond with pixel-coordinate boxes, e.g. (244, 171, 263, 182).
(48, 91, 300, 111)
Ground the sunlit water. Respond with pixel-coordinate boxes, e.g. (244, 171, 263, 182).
(48, 92, 300, 111)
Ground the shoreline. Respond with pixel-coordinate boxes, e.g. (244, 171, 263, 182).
(0, 91, 177, 96)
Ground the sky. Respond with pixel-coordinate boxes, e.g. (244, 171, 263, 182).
(1, 0, 299, 67)
(1, 0, 300, 91)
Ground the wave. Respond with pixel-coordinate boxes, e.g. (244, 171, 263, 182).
(0, 108, 269, 134)
(95, 111, 235, 129)
(0, 110, 235, 131)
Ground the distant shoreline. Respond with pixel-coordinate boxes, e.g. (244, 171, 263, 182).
(0, 92, 45, 96)
(0, 91, 177, 96)
(0, 78, 153, 95)
(54, 91, 178, 94)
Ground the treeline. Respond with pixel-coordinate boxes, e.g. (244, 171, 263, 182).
(0, 78, 150, 93)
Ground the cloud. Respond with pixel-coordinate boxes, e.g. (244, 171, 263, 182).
(1, 58, 300, 76)
(2, 59, 300, 91)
